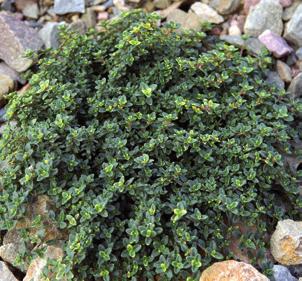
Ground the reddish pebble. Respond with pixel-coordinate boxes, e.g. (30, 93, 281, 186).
(97, 12, 109, 21)
(258, 29, 293, 58)
(279, 0, 292, 7)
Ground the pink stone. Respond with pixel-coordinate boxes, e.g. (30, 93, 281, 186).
(243, 0, 260, 14)
(97, 12, 109, 21)
(258, 29, 293, 58)
(279, 0, 292, 7)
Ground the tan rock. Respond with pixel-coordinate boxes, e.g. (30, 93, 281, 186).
(199, 260, 269, 281)
(166, 9, 202, 31)
(277, 60, 292, 83)
(23, 245, 64, 281)
(0, 74, 14, 99)
(271, 219, 302, 265)
(0, 261, 18, 281)
(190, 2, 224, 24)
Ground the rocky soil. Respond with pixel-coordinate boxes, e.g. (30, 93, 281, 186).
(0, 0, 302, 280)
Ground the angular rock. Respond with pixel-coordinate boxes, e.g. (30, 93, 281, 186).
(69, 20, 87, 34)
(288, 72, 302, 99)
(39, 22, 65, 49)
(244, 0, 283, 36)
(266, 71, 285, 89)
(0, 262, 18, 281)
(0, 75, 14, 101)
(15, 0, 39, 19)
(284, 4, 302, 47)
(210, 0, 240, 14)
(245, 37, 267, 56)
(23, 245, 64, 281)
(273, 265, 298, 281)
(277, 60, 292, 82)
(53, 0, 85, 15)
(190, 2, 224, 24)
(199, 260, 269, 281)
(0, 12, 43, 72)
(258, 30, 293, 58)
(167, 9, 202, 31)
(271, 219, 302, 265)
(82, 7, 96, 28)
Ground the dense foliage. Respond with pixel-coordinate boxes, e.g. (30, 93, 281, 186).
(0, 10, 302, 280)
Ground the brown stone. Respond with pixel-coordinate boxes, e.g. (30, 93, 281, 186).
(277, 60, 292, 83)
(270, 219, 302, 265)
(199, 260, 269, 281)
(0, 261, 18, 281)
(0, 11, 43, 72)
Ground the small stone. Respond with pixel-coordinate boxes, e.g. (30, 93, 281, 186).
(284, 4, 302, 47)
(0, 75, 14, 101)
(23, 245, 64, 281)
(154, 0, 171, 9)
(296, 48, 302, 60)
(97, 12, 109, 21)
(15, 0, 39, 19)
(288, 72, 302, 99)
(0, 12, 43, 72)
(0, 243, 24, 270)
(228, 19, 242, 35)
(279, 0, 292, 7)
(243, 0, 260, 14)
(283, 0, 300, 21)
(69, 20, 87, 34)
(277, 60, 292, 82)
(266, 71, 285, 89)
(190, 2, 224, 24)
(245, 37, 267, 56)
(199, 260, 269, 281)
(39, 22, 65, 49)
(82, 7, 96, 28)
(0, 261, 18, 281)
(273, 265, 298, 281)
(220, 35, 245, 47)
(210, 0, 241, 15)
(53, 0, 85, 14)
(244, 0, 283, 36)
(258, 30, 293, 58)
(167, 9, 202, 31)
(271, 219, 302, 265)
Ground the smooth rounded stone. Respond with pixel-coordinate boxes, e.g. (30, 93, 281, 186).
(190, 2, 224, 24)
(258, 30, 293, 58)
(244, 0, 283, 36)
(0, 262, 18, 281)
(220, 35, 245, 47)
(288, 72, 302, 98)
(245, 37, 267, 55)
(273, 265, 298, 281)
(284, 4, 302, 46)
(271, 219, 302, 265)
(283, 0, 301, 21)
(199, 260, 269, 281)
(53, 0, 85, 14)
(266, 71, 285, 89)
(210, 0, 241, 15)
(296, 48, 302, 60)
(277, 60, 292, 82)
(0, 11, 43, 72)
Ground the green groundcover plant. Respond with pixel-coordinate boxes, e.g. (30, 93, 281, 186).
(1, 10, 302, 281)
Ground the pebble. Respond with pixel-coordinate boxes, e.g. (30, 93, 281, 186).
(154, 0, 171, 9)
(245, 37, 267, 56)
(0, 261, 18, 281)
(273, 265, 298, 281)
(190, 2, 224, 24)
(0, 11, 42, 72)
(166, 9, 202, 31)
(296, 48, 302, 60)
(199, 260, 269, 281)
(258, 30, 293, 58)
(243, 0, 260, 14)
(284, 4, 302, 47)
(277, 60, 292, 82)
(53, 0, 85, 15)
(210, 0, 241, 15)
(220, 35, 245, 47)
(15, 0, 39, 19)
(228, 19, 242, 35)
(266, 71, 285, 89)
(288, 72, 302, 99)
(244, 0, 283, 36)
(271, 219, 302, 265)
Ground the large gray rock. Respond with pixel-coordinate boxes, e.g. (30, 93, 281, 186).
(244, 0, 283, 36)
(273, 265, 298, 281)
(54, 0, 85, 14)
(0, 262, 18, 281)
(210, 0, 241, 15)
(284, 4, 302, 47)
(0, 12, 43, 72)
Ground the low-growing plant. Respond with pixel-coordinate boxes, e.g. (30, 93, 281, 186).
(0, 10, 302, 281)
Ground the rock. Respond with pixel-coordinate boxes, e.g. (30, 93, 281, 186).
(279, 0, 292, 7)
(266, 71, 285, 89)
(296, 48, 302, 60)
(199, 260, 269, 281)
(154, 0, 171, 9)
(273, 265, 298, 281)
(0, 262, 18, 281)
(220, 35, 245, 47)
(284, 4, 302, 47)
(243, 0, 260, 13)
(228, 19, 242, 35)
(245, 37, 267, 56)
(288, 72, 302, 99)
(258, 30, 293, 58)
(69, 20, 87, 34)
(271, 219, 302, 265)
(97, 12, 109, 21)
(0, 75, 14, 101)
(23, 245, 64, 281)
(190, 2, 224, 24)
(0, 12, 43, 72)
(15, 0, 39, 19)
(158, 0, 183, 18)
(1, 0, 14, 11)
(0, 243, 24, 269)
(287, 53, 298, 66)
(166, 9, 202, 31)
(39, 22, 64, 49)
(210, 0, 241, 14)
(283, 1, 300, 21)
(82, 7, 96, 28)
(244, 0, 283, 36)
(53, 0, 85, 14)
(277, 60, 292, 82)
